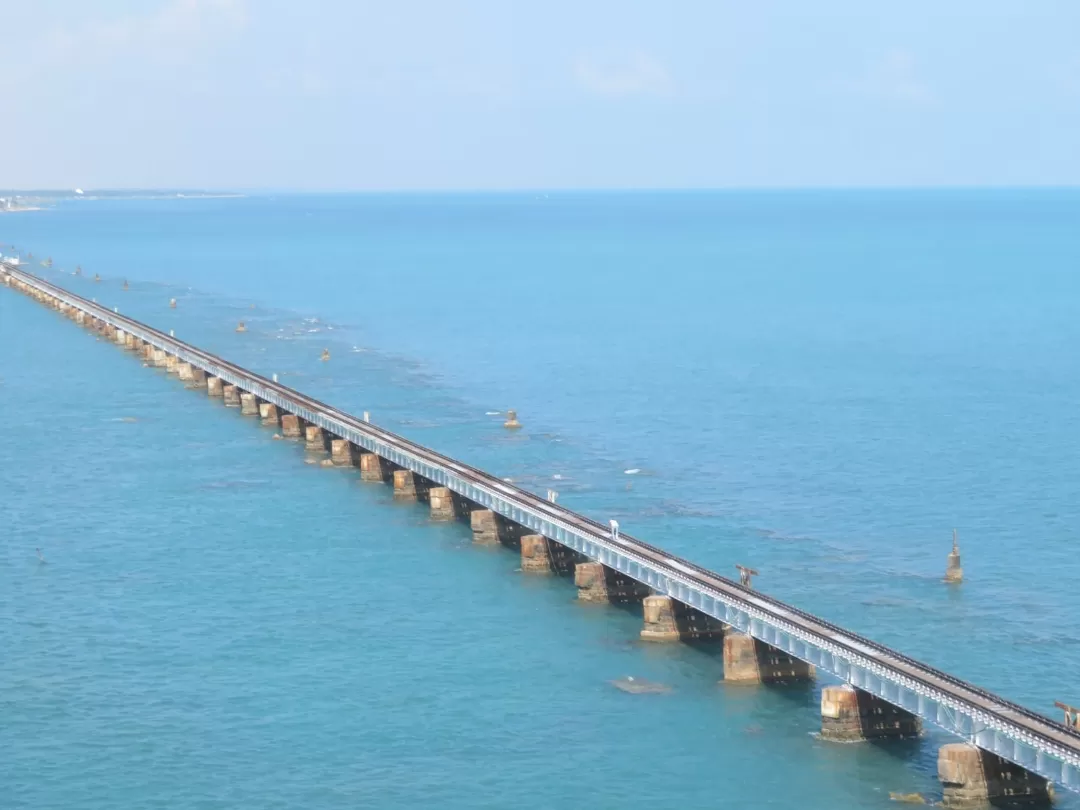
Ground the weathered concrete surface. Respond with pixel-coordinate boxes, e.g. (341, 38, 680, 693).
(281, 413, 301, 438)
(223, 384, 240, 408)
(259, 402, 280, 427)
(428, 487, 458, 521)
(521, 535, 553, 573)
(359, 452, 386, 482)
(640, 595, 726, 642)
(520, 534, 585, 574)
(165, 354, 179, 374)
(188, 367, 207, 388)
(331, 439, 354, 466)
(240, 392, 259, 415)
(305, 425, 327, 453)
(469, 509, 527, 547)
(723, 632, 814, 684)
(207, 376, 224, 397)
(393, 470, 422, 501)
(177, 362, 195, 382)
(938, 743, 1052, 807)
(574, 561, 651, 604)
(152, 348, 168, 368)
(820, 684, 921, 742)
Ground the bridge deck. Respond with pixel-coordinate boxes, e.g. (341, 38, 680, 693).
(5, 261, 1079, 791)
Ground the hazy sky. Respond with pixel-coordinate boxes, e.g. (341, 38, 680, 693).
(3, 1, 1079, 190)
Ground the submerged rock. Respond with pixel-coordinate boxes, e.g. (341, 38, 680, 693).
(610, 677, 672, 695)
(889, 792, 926, 805)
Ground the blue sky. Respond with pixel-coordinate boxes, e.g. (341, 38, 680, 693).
(3, 1, 1079, 190)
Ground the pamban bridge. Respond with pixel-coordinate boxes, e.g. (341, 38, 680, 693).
(5, 259, 1080, 806)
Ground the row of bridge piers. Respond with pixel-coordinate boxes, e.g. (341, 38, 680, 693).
(4, 270, 1056, 808)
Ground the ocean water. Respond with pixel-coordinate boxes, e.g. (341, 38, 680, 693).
(2, 191, 1080, 808)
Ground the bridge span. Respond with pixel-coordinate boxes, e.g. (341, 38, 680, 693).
(5, 260, 1079, 804)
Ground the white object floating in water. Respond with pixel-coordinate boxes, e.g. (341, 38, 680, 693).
(485, 411, 501, 416)
(552, 474, 563, 480)
(624, 468, 641, 475)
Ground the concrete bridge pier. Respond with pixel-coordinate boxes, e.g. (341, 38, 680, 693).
(359, 452, 387, 482)
(428, 487, 461, 521)
(469, 510, 527, 546)
(165, 354, 179, 374)
(393, 470, 431, 501)
(331, 439, 354, 466)
(177, 362, 195, 382)
(188, 368, 207, 388)
(723, 632, 815, 684)
(152, 348, 168, 368)
(520, 534, 584, 574)
(207, 376, 224, 397)
(820, 684, 921, 741)
(521, 535, 554, 572)
(938, 743, 1052, 807)
(305, 425, 328, 453)
(640, 595, 726, 642)
(280, 413, 302, 438)
(240, 392, 259, 415)
(259, 402, 280, 427)
(223, 384, 241, 407)
(574, 561, 652, 604)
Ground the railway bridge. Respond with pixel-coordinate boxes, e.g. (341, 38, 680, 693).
(4, 260, 1078, 806)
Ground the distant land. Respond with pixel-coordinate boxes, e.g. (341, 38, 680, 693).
(0, 189, 243, 210)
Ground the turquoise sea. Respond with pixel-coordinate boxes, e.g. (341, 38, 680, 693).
(2, 191, 1079, 808)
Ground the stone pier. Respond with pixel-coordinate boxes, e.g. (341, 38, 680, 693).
(521, 535, 553, 573)
(520, 534, 584, 574)
(331, 439, 354, 466)
(394, 469, 427, 501)
(820, 684, 921, 742)
(429, 487, 466, 521)
(240, 392, 259, 415)
(574, 561, 652, 604)
(165, 354, 179, 374)
(207, 376, 223, 397)
(259, 402, 280, 427)
(470, 509, 526, 546)
(152, 348, 168, 368)
(177, 362, 195, 382)
(305, 425, 327, 452)
(223, 384, 240, 407)
(188, 368, 207, 388)
(938, 743, 1051, 807)
(723, 632, 814, 684)
(281, 413, 301, 438)
(640, 595, 726, 642)
(359, 452, 386, 482)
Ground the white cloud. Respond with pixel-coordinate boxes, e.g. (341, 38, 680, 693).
(838, 49, 935, 105)
(0, 0, 248, 90)
(574, 49, 673, 97)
